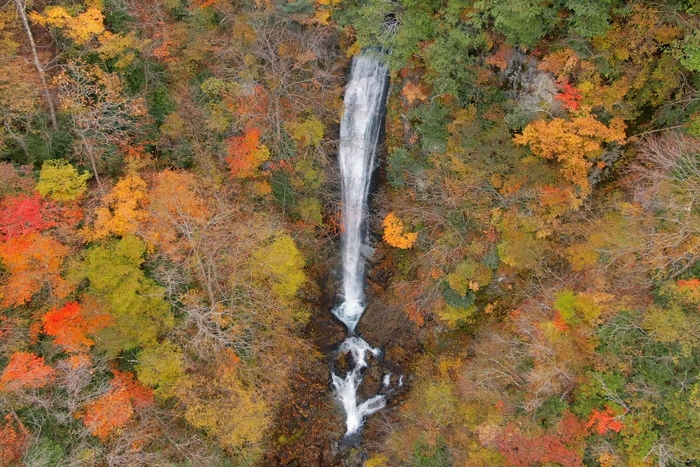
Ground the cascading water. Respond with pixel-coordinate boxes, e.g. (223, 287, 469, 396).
(331, 52, 391, 437)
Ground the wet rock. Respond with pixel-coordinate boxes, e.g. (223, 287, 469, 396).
(359, 365, 382, 399)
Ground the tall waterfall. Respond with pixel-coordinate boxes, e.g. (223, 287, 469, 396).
(331, 53, 390, 436)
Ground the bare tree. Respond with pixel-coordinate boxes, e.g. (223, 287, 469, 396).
(13, 0, 57, 130)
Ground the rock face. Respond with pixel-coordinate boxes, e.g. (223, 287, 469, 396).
(501, 49, 562, 116)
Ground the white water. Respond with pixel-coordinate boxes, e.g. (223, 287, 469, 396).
(331, 53, 390, 436)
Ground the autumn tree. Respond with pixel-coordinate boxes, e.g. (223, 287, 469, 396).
(514, 113, 626, 198)
(36, 159, 91, 202)
(226, 126, 271, 179)
(0, 351, 54, 391)
(80, 369, 153, 440)
(0, 232, 71, 306)
(91, 172, 149, 240)
(79, 235, 173, 355)
(0, 194, 55, 240)
(42, 301, 110, 353)
(382, 212, 418, 249)
(53, 61, 146, 188)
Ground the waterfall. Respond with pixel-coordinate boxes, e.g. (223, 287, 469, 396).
(331, 52, 390, 436)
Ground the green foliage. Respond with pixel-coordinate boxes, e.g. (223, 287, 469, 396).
(446, 258, 493, 296)
(681, 31, 700, 72)
(488, 0, 557, 48)
(36, 159, 91, 201)
(287, 116, 325, 147)
(297, 197, 323, 226)
(386, 147, 421, 188)
(22, 438, 65, 466)
(409, 103, 450, 155)
(411, 437, 453, 467)
(424, 25, 483, 99)
(565, 0, 613, 38)
(148, 83, 177, 127)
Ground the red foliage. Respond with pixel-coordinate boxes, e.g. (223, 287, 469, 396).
(0, 415, 28, 466)
(495, 411, 587, 467)
(81, 370, 153, 440)
(555, 79, 583, 111)
(43, 302, 111, 353)
(0, 194, 55, 240)
(586, 406, 624, 435)
(0, 351, 55, 391)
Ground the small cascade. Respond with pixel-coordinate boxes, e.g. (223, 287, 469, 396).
(331, 52, 394, 437)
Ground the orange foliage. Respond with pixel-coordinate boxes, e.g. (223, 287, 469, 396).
(192, 0, 218, 7)
(401, 82, 427, 105)
(586, 406, 624, 435)
(145, 170, 210, 259)
(382, 212, 418, 249)
(43, 302, 111, 353)
(677, 278, 700, 290)
(81, 370, 153, 440)
(0, 232, 71, 307)
(0, 415, 28, 466)
(0, 352, 55, 391)
(552, 311, 569, 332)
(225, 127, 271, 178)
(394, 281, 425, 327)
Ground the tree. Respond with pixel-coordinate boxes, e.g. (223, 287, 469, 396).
(92, 173, 149, 240)
(0, 351, 54, 390)
(495, 411, 588, 467)
(514, 114, 626, 197)
(225, 126, 271, 179)
(177, 366, 270, 450)
(13, 0, 57, 129)
(80, 235, 174, 355)
(382, 212, 418, 249)
(135, 340, 185, 399)
(0, 194, 55, 240)
(0, 232, 71, 306)
(53, 61, 146, 188)
(0, 414, 28, 466)
(144, 169, 211, 259)
(80, 370, 153, 440)
(36, 159, 91, 202)
(250, 234, 306, 300)
(42, 301, 110, 353)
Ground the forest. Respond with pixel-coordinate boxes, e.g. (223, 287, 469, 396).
(1, 0, 700, 465)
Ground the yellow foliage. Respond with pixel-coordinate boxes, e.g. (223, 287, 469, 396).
(92, 173, 149, 240)
(177, 368, 270, 450)
(366, 455, 389, 467)
(286, 116, 325, 147)
(97, 31, 144, 69)
(31, 7, 105, 45)
(382, 212, 418, 249)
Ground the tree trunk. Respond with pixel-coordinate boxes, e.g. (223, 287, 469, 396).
(14, 0, 58, 131)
